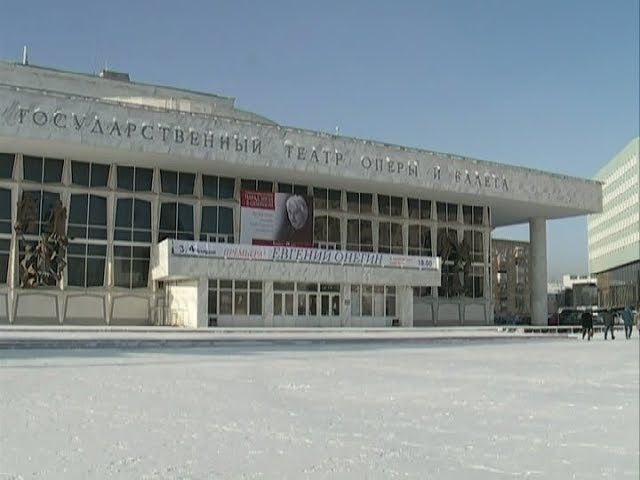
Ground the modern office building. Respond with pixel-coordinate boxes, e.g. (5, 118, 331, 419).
(588, 137, 639, 309)
(0, 60, 602, 327)
(491, 239, 530, 323)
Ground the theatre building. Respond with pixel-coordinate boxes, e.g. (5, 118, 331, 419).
(0, 60, 602, 327)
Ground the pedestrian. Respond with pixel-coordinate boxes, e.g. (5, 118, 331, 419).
(603, 308, 615, 340)
(581, 308, 593, 340)
(621, 306, 634, 339)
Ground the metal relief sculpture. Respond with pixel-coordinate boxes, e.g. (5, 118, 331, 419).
(438, 230, 472, 297)
(15, 195, 67, 288)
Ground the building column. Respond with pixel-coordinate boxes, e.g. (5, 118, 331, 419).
(529, 218, 548, 326)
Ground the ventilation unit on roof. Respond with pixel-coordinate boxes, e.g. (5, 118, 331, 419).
(99, 69, 130, 82)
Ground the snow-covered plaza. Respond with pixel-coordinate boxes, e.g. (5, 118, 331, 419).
(1, 334, 638, 479)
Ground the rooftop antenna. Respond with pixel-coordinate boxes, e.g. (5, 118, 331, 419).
(22, 45, 28, 65)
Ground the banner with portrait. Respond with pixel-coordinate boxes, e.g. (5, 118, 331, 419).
(240, 191, 314, 247)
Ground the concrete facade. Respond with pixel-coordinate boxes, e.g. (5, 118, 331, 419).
(588, 137, 639, 309)
(0, 60, 603, 327)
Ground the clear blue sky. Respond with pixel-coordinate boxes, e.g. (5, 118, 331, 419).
(1, 0, 638, 281)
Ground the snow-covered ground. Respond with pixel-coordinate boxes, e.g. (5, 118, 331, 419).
(1, 336, 638, 479)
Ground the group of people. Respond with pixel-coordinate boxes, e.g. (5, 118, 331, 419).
(580, 306, 637, 340)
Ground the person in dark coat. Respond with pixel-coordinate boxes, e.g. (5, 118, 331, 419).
(621, 306, 634, 339)
(603, 308, 615, 340)
(581, 309, 593, 340)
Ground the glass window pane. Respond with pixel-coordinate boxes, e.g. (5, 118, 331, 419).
(378, 195, 390, 216)
(347, 192, 359, 212)
(160, 170, 177, 194)
(408, 198, 420, 219)
(135, 168, 153, 191)
(390, 197, 402, 216)
(179, 173, 195, 196)
(134, 200, 151, 229)
(327, 217, 340, 244)
(131, 260, 149, 288)
(321, 295, 329, 315)
(115, 198, 132, 228)
(220, 291, 232, 314)
(202, 175, 219, 198)
(177, 203, 194, 233)
(274, 293, 282, 315)
(201, 206, 218, 233)
(386, 295, 396, 316)
(313, 188, 327, 209)
(297, 294, 306, 315)
(23, 156, 42, 182)
(69, 194, 87, 234)
(249, 291, 262, 315)
(89, 196, 107, 226)
(285, 293, 294, 315)
(208, 289, 218, 315)
(0, 189, 11, 234)
(257, 181, 272, 193)
(43, 158, 63, 183)
(113, 257, 130, 288)
(90, 163, 110, 187)
(328, 189, 341, 209)
(360, 193, 372, 213)
(159, 203, 177, 231)
(234, 290, 247, 315)
(278, 183, 293, 194)
(218, 207, 233, 234)
(67, 256, 86, 287)
(219, 177, 235, 198)
(0, 153, 14, 179)
(331, 296, 340, 316)
(117, 166, 134, 190)
(437, 202, 447, 222)
(86, 258, 105, 287)
(309, 295, 317, 315)
(474, 206, 484, 225)
(71, 161, 90, 186)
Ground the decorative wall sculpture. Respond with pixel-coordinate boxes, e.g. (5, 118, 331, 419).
(15, 194, 67, 288)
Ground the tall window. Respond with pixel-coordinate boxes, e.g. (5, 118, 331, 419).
(117, 166, 153, 192)
(241, 179, 272, 193)
(408, 225, 432, 256)
(19, 190, 61, 236)
(113, 246, 150, 288)
(408, 198, 431, 220)
(346, 191, 373, 214)
(314, 187, 341, 210)
(351, 285, 396, 317)
(378, 195, 402, 217)
(314, 215, 340, 249)
(277, 183, 307, 195)
(463, 205, 484, 225)
(436, 202, 458, 223)
(67, 194, 108, 288)
(346, 219, 373, 252)
(161, 170, 195, 195)
(0, 188, 12, 284)
(0, 153, 14, 179)
(22, 156, 63, 184)
(378, 222, 403, 254)
(203, 175, 235, 199)
(0, 188, 11, 234)
(67, 243, 106, 287)
(71, 161, 110, 188)
(115, 199, 152, 242)
(0, 239, 9, 284)
(200, 206, 234, 242)
(68, 194, 108, 240)
(208, 280, 262, 316)
(159, 203, 194, 241)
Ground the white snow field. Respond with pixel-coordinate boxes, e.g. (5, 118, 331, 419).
(1, 335, 638, 479)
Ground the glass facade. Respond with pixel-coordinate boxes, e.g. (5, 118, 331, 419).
(0, 150, 492, 326)
(596, 261, 640, 309)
